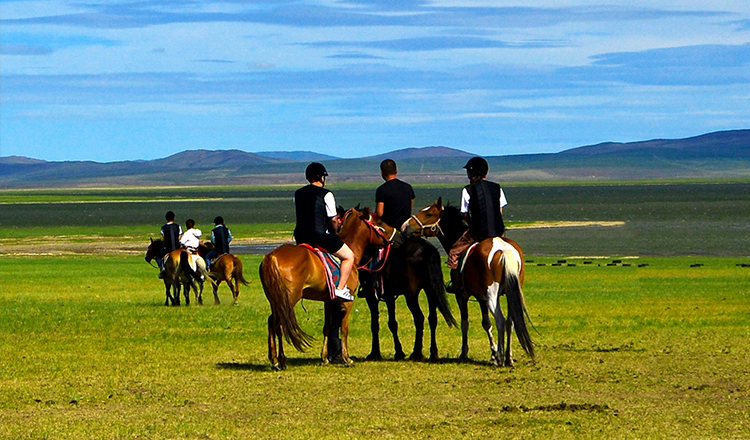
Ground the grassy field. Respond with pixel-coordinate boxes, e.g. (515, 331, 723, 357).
(1, 181, 749, 439)
(1, 254, 748, 439)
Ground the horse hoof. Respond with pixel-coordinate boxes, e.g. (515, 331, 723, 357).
(457, 354, 469, 363)
(365, 353, 382, 361)
(394, 351, 406, 361)
(429, 354, 440, 362)
(408, 353, 425, 362)
(271, 364, 282, 371)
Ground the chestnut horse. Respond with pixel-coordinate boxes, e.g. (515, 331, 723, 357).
(145, 239, 209, 306)
(259, 207, 395, 370)
(407, 199, 534, 366)
(198, 243, 249, 306)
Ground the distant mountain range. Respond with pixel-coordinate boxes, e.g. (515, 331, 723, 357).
(1, 130, 748, 188)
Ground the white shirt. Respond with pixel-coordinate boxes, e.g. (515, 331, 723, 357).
(460, 187, 507, 214)
(324, 192, 337, 217)
(180, 228, 202, 249)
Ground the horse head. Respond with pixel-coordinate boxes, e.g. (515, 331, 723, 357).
(340, 207, 396, 248)
(406, 197, 443, 237)
(145, 238, 164, 263)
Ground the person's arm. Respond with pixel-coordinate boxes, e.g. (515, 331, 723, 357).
(376, 202, 385, 218)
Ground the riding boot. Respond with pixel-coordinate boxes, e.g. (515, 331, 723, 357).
(327, 307, 344, 364)
(446, 268, 463, 294)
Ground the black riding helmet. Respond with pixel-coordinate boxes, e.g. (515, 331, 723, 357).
(463, 156, 489, 177)
(305, 162, 329, 182)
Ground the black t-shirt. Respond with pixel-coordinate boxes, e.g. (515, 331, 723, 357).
(376, 178, 415, 228)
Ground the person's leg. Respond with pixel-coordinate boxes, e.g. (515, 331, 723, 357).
(333, 244, 355, 301)
(334, 244, 355, 290)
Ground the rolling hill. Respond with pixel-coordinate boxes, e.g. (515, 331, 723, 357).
(1, 130, 748, 188)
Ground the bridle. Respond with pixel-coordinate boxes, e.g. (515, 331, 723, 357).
(409, 207, 443, 237)
(343, 209, 395, 272)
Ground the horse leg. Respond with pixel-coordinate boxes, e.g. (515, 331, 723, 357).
(213, 279, 222, 305)
(267, 314, 285, 370)
(365, 294, 383, 361)
(456, 295, 470, 362)
(404, 293, 425, 361)
(480, 293, 500, 366)
(340, 302, 354, 366)
(321, 302, 333, 365)
(197, 279, 204, 306)
(504, 317, 514, 367)
(427, 294, 440, 362)
(173, 282, 181, 306)
(163, 280, 172, 306)
(386, 297, 406, 360)
(230, 278, 239, 306)
(487, 282, 509, 367)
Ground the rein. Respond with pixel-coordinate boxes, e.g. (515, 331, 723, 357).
(356, 212, 393, 272)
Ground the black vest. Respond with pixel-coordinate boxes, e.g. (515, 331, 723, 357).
(212, 225, 230, 254)
(162, 223, 181, 252)
(466, 180, 505, 240)
(294, 184, 332, 241)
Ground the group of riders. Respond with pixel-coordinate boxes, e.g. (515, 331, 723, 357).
(295, 155, 506, 299)
(155, 155, 507, 298)
(156, 211, 233, 278)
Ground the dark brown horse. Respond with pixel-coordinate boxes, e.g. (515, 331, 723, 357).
(198, 243, 249, 306)
(360, 236, 456, 362)
(259, 207, 395, 370)
(145, 239, 209, 306)
(407, 199, 534, 366)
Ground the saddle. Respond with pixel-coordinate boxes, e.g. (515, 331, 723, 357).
(299, 244, 341, 300)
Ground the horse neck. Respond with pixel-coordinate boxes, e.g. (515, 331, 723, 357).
(342, 219, 372, 259)
(437, 212, 467, 253)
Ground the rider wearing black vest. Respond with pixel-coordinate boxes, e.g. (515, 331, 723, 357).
(294, 162, 355, 304)
(466, 179, 505, 240)
(294, 184, 339, 250)
(158, 211, 183, 274)
(446, 157, 507, 294)
(205, 216, 232, 269)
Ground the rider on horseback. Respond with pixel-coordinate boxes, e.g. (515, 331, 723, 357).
(375, 159, 415, 240)
(158, 211, 183, 278)
(446, 157, 507, 294)
(294, 162, 356, 302)
(180, 218, 202, 254)
(205, 216, 232, 269)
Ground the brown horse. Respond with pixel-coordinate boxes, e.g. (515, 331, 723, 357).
(407, 199, 534, 366)
(259, 207, 395, 370)
(145, 239, 209, 306)
(198, 243, 249, 306)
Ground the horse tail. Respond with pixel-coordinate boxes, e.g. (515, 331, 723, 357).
(233, 256, 251, 286)
(259, 254, 313, 351)
(502, 249, 535, 359)
(422, 240, 457, 328)
(179, 250, 202, 283)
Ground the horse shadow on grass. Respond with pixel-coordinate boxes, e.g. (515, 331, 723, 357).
(216, 357, 335, 372)
(216, 355, 499, 372)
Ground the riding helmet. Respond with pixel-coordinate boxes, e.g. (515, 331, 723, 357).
(213, 216, 224, 224)
(463, 157, 489, 176)
(305, 162, 329, 182)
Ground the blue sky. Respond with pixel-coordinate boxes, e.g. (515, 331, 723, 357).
(1, 0, 749, 162)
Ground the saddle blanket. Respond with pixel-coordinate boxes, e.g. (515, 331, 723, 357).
(299, 244, 341, 300)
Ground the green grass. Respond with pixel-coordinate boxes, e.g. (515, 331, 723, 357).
(1, 254, 749, 439)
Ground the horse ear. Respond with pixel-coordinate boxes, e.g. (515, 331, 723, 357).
(436, 197, 443, 210)
(355, 203, 361, 211)
(361, 207, 370, 218)
(150, 237, 154, 243)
